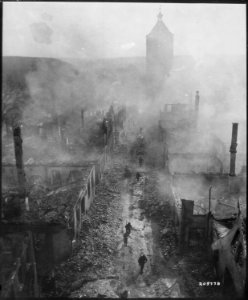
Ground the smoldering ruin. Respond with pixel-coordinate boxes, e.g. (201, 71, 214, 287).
(1, 3, 246, 299)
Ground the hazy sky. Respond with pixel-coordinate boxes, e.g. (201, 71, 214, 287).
(3, 2, 246, 59)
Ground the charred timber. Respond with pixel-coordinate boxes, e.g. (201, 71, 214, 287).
(13, 126, 26, 194)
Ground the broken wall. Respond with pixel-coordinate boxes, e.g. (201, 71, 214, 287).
(2, 163, 96, 190)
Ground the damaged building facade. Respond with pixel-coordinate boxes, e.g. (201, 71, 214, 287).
(1, 96, 123, 297)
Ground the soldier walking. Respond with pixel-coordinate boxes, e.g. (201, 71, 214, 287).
(125, 222, 132, 236)
(138, 253, 148, 275)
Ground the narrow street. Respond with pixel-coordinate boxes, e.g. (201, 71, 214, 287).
(114, 171, 185, 298)
(52, 146, 189, 298)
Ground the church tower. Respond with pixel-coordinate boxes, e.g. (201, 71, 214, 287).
(146, 9, 173, 96)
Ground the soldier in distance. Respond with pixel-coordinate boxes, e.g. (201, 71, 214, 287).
(125, 222, 132, 236)
(138, 253, 148, 275)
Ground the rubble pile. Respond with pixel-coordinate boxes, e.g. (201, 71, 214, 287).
(22, 184, 83, 225)
(142, 171, 178, 259)
(151, 278, 180, 297)
(139, 170, 218, 297)
(38, 186, 81, 224)
(143, 172, 172, 218)
(53, 164, 124, 297)
(159, 220, 178, 260)
(21, 163, 92, 225)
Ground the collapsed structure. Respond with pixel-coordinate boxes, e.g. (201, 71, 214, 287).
(163, 108, 247, 295)
(1, 103, 124, 297)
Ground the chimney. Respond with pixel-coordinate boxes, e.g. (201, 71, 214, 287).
(13, 126, 26, 194)
(229, 123, 238, 176)
(195, 91, 200, 112)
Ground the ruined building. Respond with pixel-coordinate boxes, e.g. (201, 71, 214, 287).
(146, 9, 174, 98)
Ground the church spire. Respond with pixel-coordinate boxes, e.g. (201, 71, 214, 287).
(157, 6, 163, 21)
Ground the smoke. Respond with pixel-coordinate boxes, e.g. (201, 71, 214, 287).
(196, 56, 246, 160)
(2, 53, 147, 166)
(156, 171, 216, 214)
(147, 54, 246, 174)
(157, 171, 238, 215)
(41, 13, 53, 22)
(30, 22, 53, 44)
(21, 135, 100, 164)
(2, 49, 246, 175)
(23, 58, 87, 124)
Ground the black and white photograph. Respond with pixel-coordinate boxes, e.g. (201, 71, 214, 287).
(1, 1, 246, 298)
